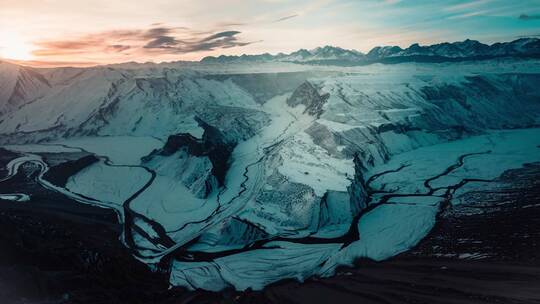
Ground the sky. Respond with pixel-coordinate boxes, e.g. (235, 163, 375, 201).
(1, 0, 539, 67)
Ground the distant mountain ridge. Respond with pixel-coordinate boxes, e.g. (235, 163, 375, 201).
(201, 38, 540, 65)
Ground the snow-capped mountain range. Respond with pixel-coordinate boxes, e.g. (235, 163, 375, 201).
(1, 40, 540, 291)
(202, 38, 540, 64)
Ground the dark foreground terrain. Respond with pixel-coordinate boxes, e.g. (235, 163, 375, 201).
(0, 148, 539, 304)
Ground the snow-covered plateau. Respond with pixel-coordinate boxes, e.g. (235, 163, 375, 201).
(1, 57, 539, 291)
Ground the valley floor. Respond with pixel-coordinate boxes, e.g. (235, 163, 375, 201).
(1, 134, 540, 303)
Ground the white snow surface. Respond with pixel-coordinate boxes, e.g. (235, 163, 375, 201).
(1, 59, 540, 291)
(51, 136, 163, 165)
(66, 161, 150, 206)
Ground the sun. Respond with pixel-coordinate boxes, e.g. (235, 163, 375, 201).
(0, 31, 34, 61)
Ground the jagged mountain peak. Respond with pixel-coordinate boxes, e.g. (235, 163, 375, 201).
(309, 45, 364, 60)
(200, 37, 540, 65)
(366, 45, 403, 58)
(310, 45, 356, 53)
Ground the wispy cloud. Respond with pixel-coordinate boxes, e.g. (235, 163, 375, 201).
(273, 14, 299, 23)
(144, 30, 256, 53)
(215, 22, 247, 27)
(447, 9, 491, 20)
(32, 25, 257, 57)
(445, 0, 491, 12)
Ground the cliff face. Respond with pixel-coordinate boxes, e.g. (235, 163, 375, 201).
(348, 153, 369, 212)
(143, 118, 236, 199)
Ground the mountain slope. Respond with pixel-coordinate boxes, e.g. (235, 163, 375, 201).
(0, 61, 51, 115)
(1, 56, 540, 291)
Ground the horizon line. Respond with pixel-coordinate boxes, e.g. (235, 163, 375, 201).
(2, 36, 537, 69)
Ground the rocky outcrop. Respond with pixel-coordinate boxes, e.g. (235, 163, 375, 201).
(348, 153, 369, 212)
(142, 117, 237, 198)
(42, 155, 99, 187)
(152, 119, 235, 186)
(287, 81, 329, 118)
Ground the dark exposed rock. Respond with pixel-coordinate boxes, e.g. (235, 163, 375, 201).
(375, 122, 420, 134)
(42, 155, 99, 187)
(287, 81, 330, 118)
(422, 84, 468, 104)
(0, 164, 178, 304)
(348, 153, 369, 212)
(145, 117, 235, 186)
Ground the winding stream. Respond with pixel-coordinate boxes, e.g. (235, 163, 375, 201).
(0, 142, 497, 266)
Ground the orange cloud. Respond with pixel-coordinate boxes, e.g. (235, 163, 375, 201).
(30, 26, 257, 61)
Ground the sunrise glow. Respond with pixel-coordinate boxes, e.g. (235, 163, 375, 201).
(0, 31, 34, 61)
(0, 0, 539, 67)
